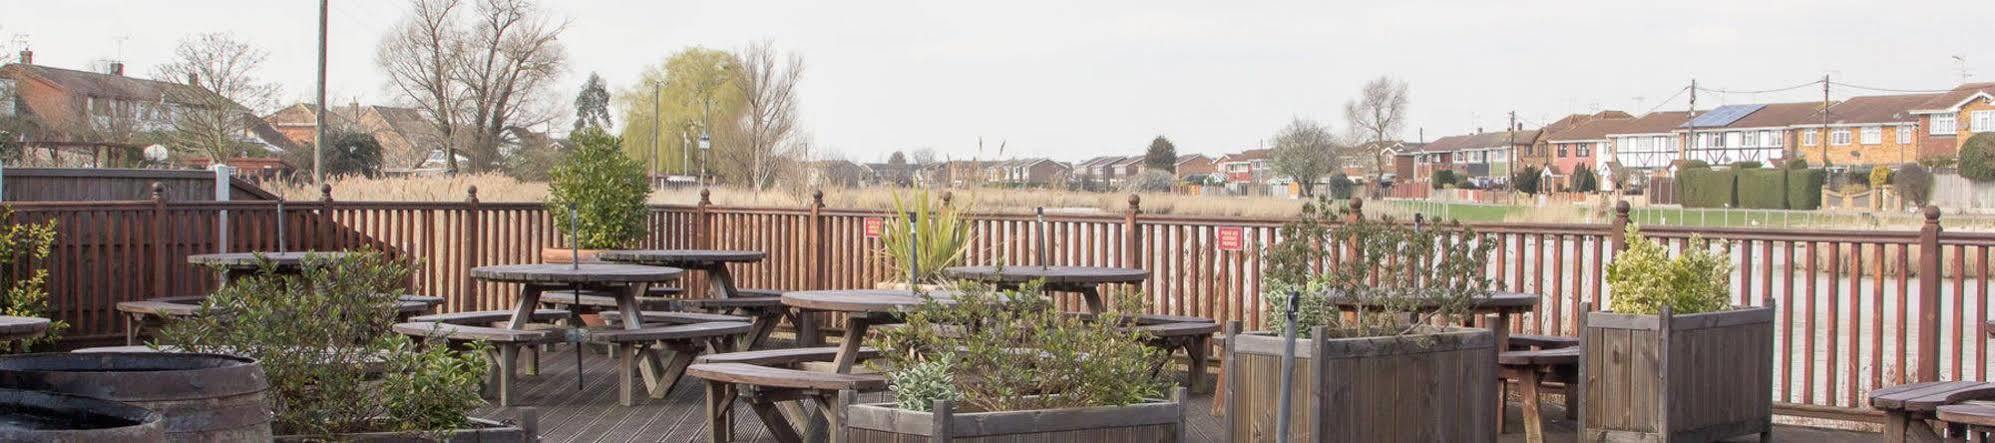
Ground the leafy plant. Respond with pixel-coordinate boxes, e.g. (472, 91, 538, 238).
(888, 357, 961, 411)
(1921, 154, 1959, 170)
(1869, 165, 1894, 188)
(1961, 133, 1995, 182)
(1512, 166, 1540, 194)
(1325, 173, 1356, 199)
(1896, 164, 1935, 208)
(1260, 197, 1496, 337)
(1605, 224, 1730, 315)
(548, 126, 648, 249)
(1571, 165, 1598, 193)
(0, 209, 62, 346)
(874, 281, 1168, 412)
(1432, 169, 1457, 190)
(882, 189, 970, 283)
(157, 250, 489, 437)
(1783, 158, 1810, 170)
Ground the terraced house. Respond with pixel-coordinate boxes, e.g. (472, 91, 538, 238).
(1792, 93, 1932, 167)
(1910, 82, 1995, 160)
(1672, 101, 1817, 166)
(1605, 111, 1692, 172)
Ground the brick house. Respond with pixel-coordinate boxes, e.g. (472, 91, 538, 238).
(1, 51, 293, 167)
(986, 158, 1071, 187)
(1072, 155, 1127, 189)
(1671, 101, 1820, 166)
(1107, 156, 1146, 186)
(1909, 82, 1995, 161)
(265, 102, 450, 171)
(1542, 116, 1638, 183)
(1215, 148, 1272, 193)
(1173, 154, 1216, 182)
(1791, 93, 1936, 167)
(1521, 111, 1633, 169)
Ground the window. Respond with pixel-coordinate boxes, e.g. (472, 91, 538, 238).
(1975, 111, 1995, 132)
(1898, 126, 1913, 144)
(1579, 143, 1592, 157)
(1861, 126, 1882, 145)
(1803, 129, 1819, 146)
(1830, 128, 1852, 145)
(1557, 144, 1568, 158)
(1762, 130, 1781, 147)
(1934, 114, 1958, 134)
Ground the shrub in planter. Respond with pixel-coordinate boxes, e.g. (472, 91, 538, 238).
(544, 126, 648, 262)
(1225, 199, 1499, 442)
(854, 282, 1185, 440)
(1584, 224, 1773, 442)
(878, 189, 970, 287)
(0, 210, 64, 346)
(157, 251, 523, 441)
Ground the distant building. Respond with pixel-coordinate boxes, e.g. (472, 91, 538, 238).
(1173, 154, 1216, 183)
(1672, 101, 1818, 166)
(1910, 82, 1995, 161)
(1792, 93, 1936, 167)
(986, 158, 1071, 187)
(1522, 111, 1633, 169)
(807, 159, 872, 188)
(266, 102, 451, 172)
(1604, 111, 1692, 171)
(1073, 155, 1128, 189)
(1, 50, 294, 167)
(1215, 148, 1273, 193)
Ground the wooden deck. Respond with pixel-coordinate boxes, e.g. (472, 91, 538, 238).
(475, 345, 1875, 442)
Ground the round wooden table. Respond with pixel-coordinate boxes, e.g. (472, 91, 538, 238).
(188, 251, 352, 282)
(780, 289, 953, 374)
(598, 250, 791, 347)
(941, 265, 1147, 314)
(0, 316, 49, 351)
(472, 263, 685, 393)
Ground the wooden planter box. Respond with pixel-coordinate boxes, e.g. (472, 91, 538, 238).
(1580, 304, 1775, 442)
(274, 416, 535, 442)
(1222, 324, 1496, 442)
(843, 391, 1187, 441)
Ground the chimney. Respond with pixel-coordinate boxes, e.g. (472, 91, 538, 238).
(109, 62, 124, 76)
(1476, 127, 1484, 134)
(15, 50, 28, 65)
(186, 72, 199, 86)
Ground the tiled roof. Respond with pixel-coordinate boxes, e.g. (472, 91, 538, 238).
(1218, 149, 1271, 162)
(1806, 93, 1941, 126)
(1610, 111, 1692, 135)
(3, 63, 220, 104)
(1703, 101, 1825, 129)
(1912, 82, 1995, 113)
(1544, 117, 1638, 142)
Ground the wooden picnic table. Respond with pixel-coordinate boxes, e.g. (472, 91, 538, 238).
(941, 265, 1147, 314)
(780, 289, 954, 374)
(470, 263, 684, 394)
(597, 249, 794, 347)
(0, 316, 48, 352)
(188, 251, 352, 282)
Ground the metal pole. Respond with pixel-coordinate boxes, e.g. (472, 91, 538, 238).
(906, 211, 920, 288)
(313, 0, 328, 186)
(275, 195, 286, 253)
(1275, 289, 1301, 443)
(1035, 207, 1048, 268)
(567, 203, 582, 390)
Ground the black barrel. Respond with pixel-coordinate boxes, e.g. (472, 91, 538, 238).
(0, 352, 270, 442)
(0, 388, 164, 442)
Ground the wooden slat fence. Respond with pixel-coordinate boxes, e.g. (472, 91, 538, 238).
(6, 187, 1988, 420)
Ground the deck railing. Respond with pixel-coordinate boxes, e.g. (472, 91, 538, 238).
(7, 184, 1988, 420)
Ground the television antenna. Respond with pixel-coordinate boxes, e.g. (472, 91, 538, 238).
(112, 34, 129, 61)
(1955, 55, 1973, 83)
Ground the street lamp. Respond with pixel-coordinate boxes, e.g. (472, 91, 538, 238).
(699, 132, 712, 186)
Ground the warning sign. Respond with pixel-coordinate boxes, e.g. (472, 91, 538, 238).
(1216, 226, 1245, 251)
(864, 217, 885, 239)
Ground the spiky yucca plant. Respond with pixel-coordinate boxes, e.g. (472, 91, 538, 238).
(881, 189, 971, 284)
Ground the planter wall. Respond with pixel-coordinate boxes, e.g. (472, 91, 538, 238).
(1223, 324, 1496, 442)
(275, 416, 537, 442)
(842, 390, 1187, 441)
(1580, 304, 1775, 442)
(0, 352, 271, 442)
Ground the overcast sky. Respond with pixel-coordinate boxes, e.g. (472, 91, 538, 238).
(3, 0, 1987, 162)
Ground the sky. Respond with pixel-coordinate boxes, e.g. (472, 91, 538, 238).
(2, 0, 1988, 163)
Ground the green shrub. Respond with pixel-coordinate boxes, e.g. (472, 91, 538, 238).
(1431, 170, 1457, 190)
(0, 210, 63, 346)
(1921, 154, 1958, 170)
(1783, 158, 1810, 170)
(1869, 165, 1894, 188)
(1786, 168, 1828, 210)
(1513, 166, 1541, 194)
(1677, 168, 1737, 208)
(548, 127, 649, 249)
(1735, 168, 1789, 209)
(1731, 160, 1763, 169)
(883, 189, 971, 283)
(1962, 133, 1995, 182)
(1571, 165, 1598, 193)
(1325, 173, 1356, 199)
(1261, 197, 1496, 336)
(1679, 160, 1711, 169)
(1896, 164, 1935, 207)
(875, 281, 1168, 412)
(1606, 225, 1731, 315)
(159, 251, 490, 437)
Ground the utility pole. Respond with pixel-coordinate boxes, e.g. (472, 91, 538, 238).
(1821, 75, 1832, 164)
(1507, 111, 1518, 180)
(313, 0, 328, 186)
(1684, 79, 1696, 162)
(651, 81, 661, 182)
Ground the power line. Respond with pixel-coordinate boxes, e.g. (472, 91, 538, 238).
(1694, 79, 1824, 95)
(1827, 81, 1958, 94)
(1643, 86, 1690, 115)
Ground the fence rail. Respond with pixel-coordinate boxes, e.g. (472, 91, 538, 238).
(8, 185, 1991, 420)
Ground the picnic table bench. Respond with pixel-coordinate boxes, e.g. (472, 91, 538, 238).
(1872, 380, 1995, 443)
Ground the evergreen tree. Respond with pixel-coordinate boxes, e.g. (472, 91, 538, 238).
(573, 73, 614, 131)
(1144, 136, 1178, 173)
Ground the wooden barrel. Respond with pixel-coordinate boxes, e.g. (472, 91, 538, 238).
(0, 388, 164, 442)
(0, 352, 271, 442)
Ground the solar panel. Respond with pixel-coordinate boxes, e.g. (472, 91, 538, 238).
(1683, 104, 1765, 128)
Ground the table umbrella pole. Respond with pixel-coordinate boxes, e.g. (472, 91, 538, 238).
(1035, 207, 1048, 268)
(1276, 289, 1300, 443)
(275, 196, 286, 253)
(906, 211, 919, 290)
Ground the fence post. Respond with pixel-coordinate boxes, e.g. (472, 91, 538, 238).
(1123, 194, 1141, 268)
(809, 190, 826, 289)
(465, 186, 482, 310)
(150, 182, 168, 299)
(318, 184, 335, 250)
(213, 164, 232, 253)
(696, 188, 712, 249)
(1917, 205, 1943, 383)
(1609, 200, 1630, 252)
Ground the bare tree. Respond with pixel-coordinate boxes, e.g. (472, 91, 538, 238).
(1343, 76, 1410, 183)
(723, 41, 805, 191)
(1271, 118, 1341, 197)
(378, 0, 566, 173)
(152, 33, 281, 162)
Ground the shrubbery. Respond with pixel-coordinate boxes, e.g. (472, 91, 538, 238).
(1735, 168, 1788, 209)
(1677, 168, 1736, 208)
(1571, 165, 1598, 193)
(1513, 166, 1541, 194)
(1606, 225, 1731, 315)
(1786, 168, 1828, 210)
(1962, 133, 1995, 182)
(1431, 170, 1457, 190)
(1896, 164, 1935, 207)
(548, 127, 648, 249)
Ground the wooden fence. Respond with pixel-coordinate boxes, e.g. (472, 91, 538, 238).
(8, 185, 1993, 421)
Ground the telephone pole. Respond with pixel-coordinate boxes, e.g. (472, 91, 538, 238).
(1507, 110, 1518, 174)
(312, 0, 328, 185)
(1821, 75, 1832, 164)
(1684, 79, 1696, 162)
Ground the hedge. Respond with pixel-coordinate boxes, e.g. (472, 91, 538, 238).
(1676, 168, 1737, 208)
(1786, 169, 1827, 210)
(1735, 169, 1788, 209)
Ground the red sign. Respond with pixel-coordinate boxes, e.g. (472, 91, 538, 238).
(864, 217, 885, 239)
(1216, 226, 1245, 251)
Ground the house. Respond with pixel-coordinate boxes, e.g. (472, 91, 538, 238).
(924, 160, 993, 187)
(1215, 149, 1273, 193)
(864, 162, 919, 186)
(1411, 135, 1468, 183)
(1672, 101, 1820, 166)
(1072, 155, 1127, 189)
(1454, 129, 1531, 182)
(0, 50, 294, 167)
(1107, 156, 1147, 185)
(1521, 111, 1634, 169)
(1605, 111, 1692, 172)
(807, 159, 872, 188)
(266, 102, 450, 172)
(987, 158, 1070, 187)
(1542, 116, 1637, 180)
(1909, 82, 1995, 161)
(1791, 93, 1938, 167)
(1173, 154, 1216, 182)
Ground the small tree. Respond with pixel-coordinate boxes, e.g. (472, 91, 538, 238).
(1121, 169, 1176, 193)
(1262, 198, 1495, 336)
(1271, 118, 1339, 197)
(314, 129, 383, 178)
(1869, 165, 1893, 188)
(548, 127, 648, 249)
(1896, 164, 1935, 207)
(572, 72, 613, 131)
(1571, 165, 1599, 193)
(1325, 173, 1356, 199)
(1513, 165, 1542, 194)
(1431, 170, 1457, 190)
(1960, 133, 1995, 182)
(1143, 136, 1177, 173)
(0, 211, 62, 346)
